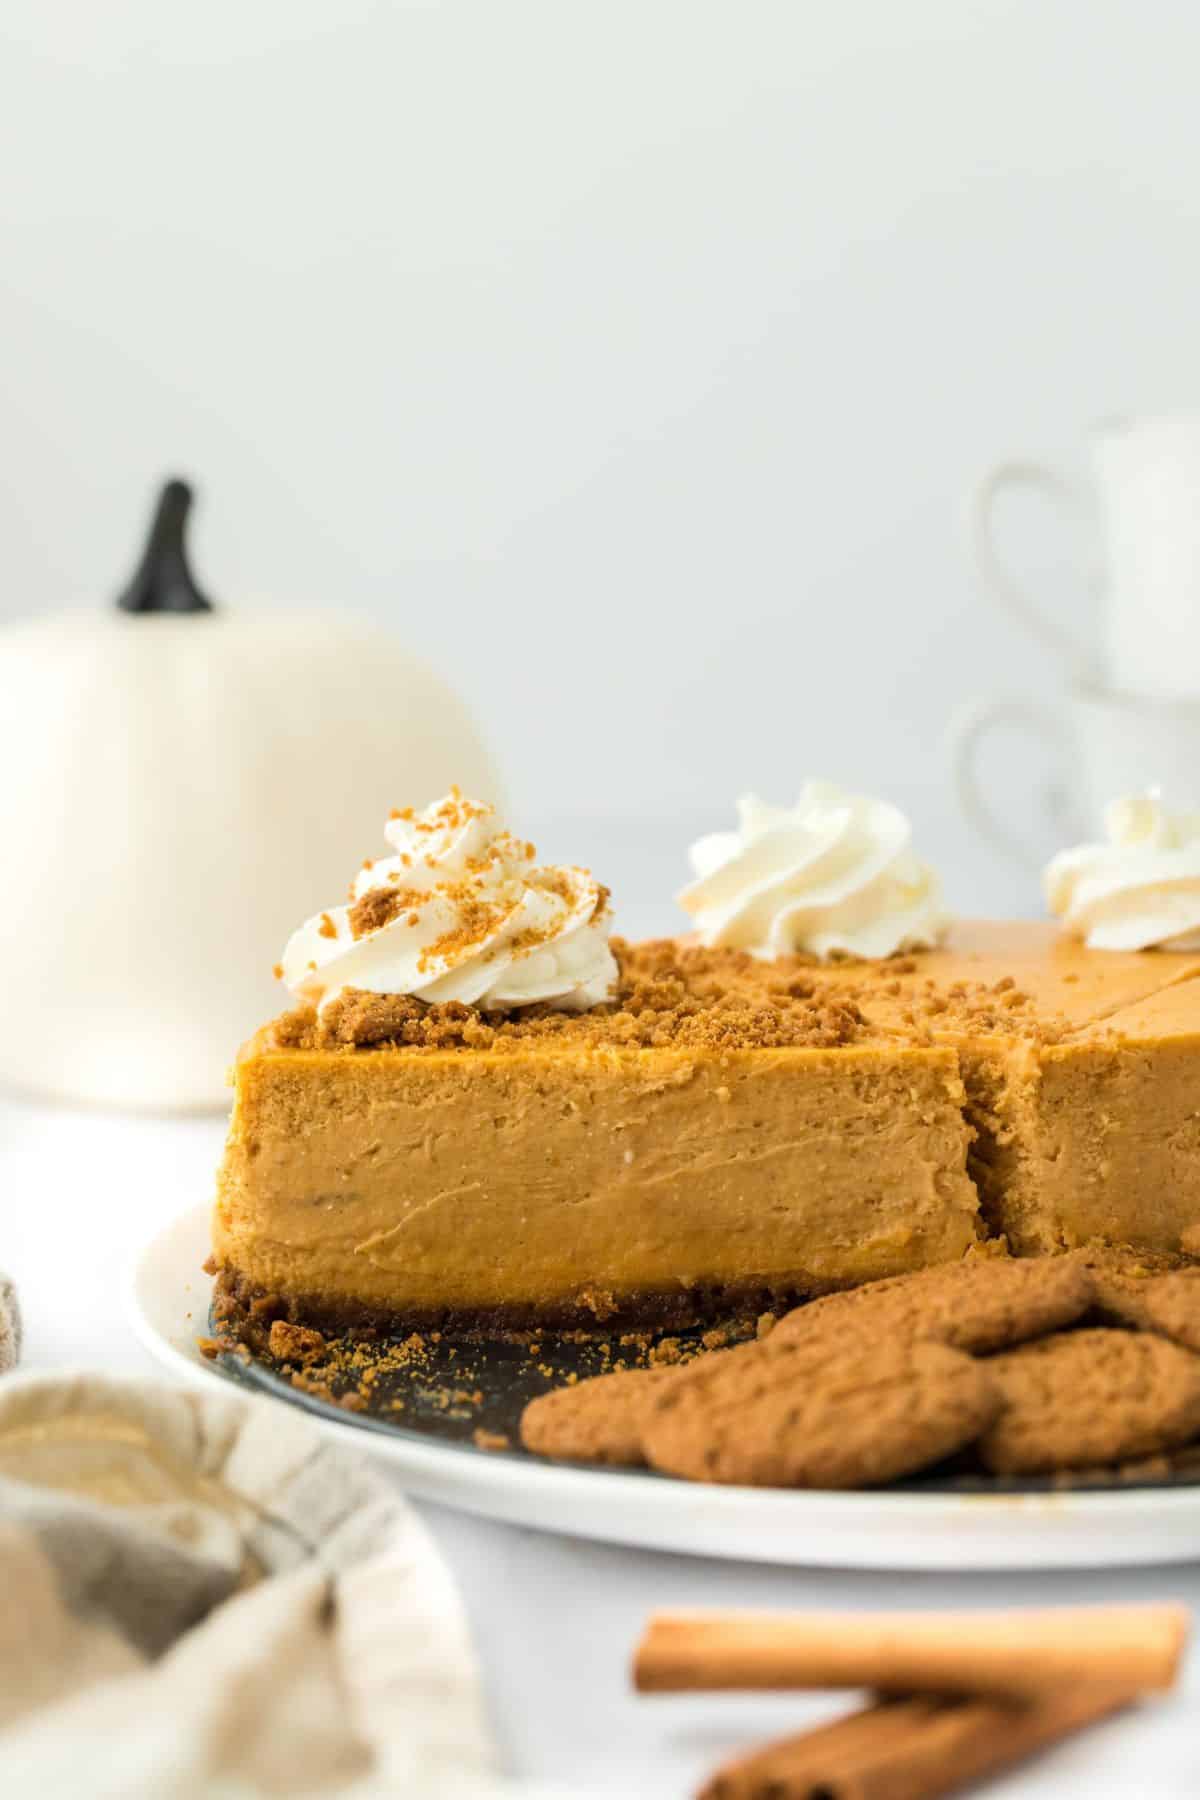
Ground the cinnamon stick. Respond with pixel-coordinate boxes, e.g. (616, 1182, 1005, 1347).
(635, 1606, 1188, 1699)
(696, 1687, 1137, 1800)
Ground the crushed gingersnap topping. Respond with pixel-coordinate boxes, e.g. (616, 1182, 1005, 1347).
(348, 886, 418, 939)
(264, 932, 1097, 1056)
(383, 787, 497, 846)
(873, 974, 1071, 1045)
(268, 938, 870, 1053)
(268, 1320, 327, 1364)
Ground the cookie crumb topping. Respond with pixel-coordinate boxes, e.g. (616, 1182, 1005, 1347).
(270, 937, 869, 1052)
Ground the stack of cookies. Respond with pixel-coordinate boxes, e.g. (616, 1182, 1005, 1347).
(520, 1253, 1200, 1488)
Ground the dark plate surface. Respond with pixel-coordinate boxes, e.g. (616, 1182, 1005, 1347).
(212, 1313, 1200, 1496)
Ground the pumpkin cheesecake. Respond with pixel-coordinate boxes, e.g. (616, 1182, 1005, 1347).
(211, 788, 1200, 1336)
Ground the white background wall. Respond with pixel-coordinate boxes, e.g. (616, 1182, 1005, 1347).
(5, 0, 1200, 932)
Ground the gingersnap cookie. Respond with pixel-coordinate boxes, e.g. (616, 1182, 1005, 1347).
(520, 1366, 686, 1466)
(1143, 1272, 1200, 1355)
(1069, 1241, 1182, 1285)
(1050, 1440, 1200, 1489)
(769, 1256, 1094, 1358)
(1075, 1249, 1200, 1348)
(641, 1338, 1001, 1488)
(978, 1328, 1200, 1476)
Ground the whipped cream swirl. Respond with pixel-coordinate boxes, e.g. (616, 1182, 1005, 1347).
(678, 782, 948, 961)
(280, 791, 617, 1010)
(1045, 791, 1200, 950)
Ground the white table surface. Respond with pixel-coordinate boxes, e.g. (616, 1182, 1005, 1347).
(5, 1089, 1199, 1798)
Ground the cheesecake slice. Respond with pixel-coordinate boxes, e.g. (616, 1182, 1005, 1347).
(212, 940, 980, 1332)
(211, 923, 1200, 1335)
(211, 789, 1200, 1340)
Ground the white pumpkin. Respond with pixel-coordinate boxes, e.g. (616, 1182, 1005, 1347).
(0, 482, 502, 1110)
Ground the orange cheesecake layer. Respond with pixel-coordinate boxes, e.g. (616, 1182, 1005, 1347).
(213, 1041, 979, 1328)
(211, 923, 1200, 1330)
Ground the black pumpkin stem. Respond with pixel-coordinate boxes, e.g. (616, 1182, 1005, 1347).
(116, 478, 213, 614)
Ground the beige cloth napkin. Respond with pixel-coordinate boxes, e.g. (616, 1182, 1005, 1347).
(0, 1367, 574, 1799)
(0, 1273, 19, 1373)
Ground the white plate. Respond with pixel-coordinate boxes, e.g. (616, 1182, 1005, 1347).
(128, 1203, 1200, 1572)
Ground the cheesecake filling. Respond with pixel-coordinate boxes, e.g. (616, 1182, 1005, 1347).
(212, 1044, 982, 1332)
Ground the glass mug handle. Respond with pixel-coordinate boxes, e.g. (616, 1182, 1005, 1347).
(948, 698, 1083, 873)
(966, 461, 1101, 680)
